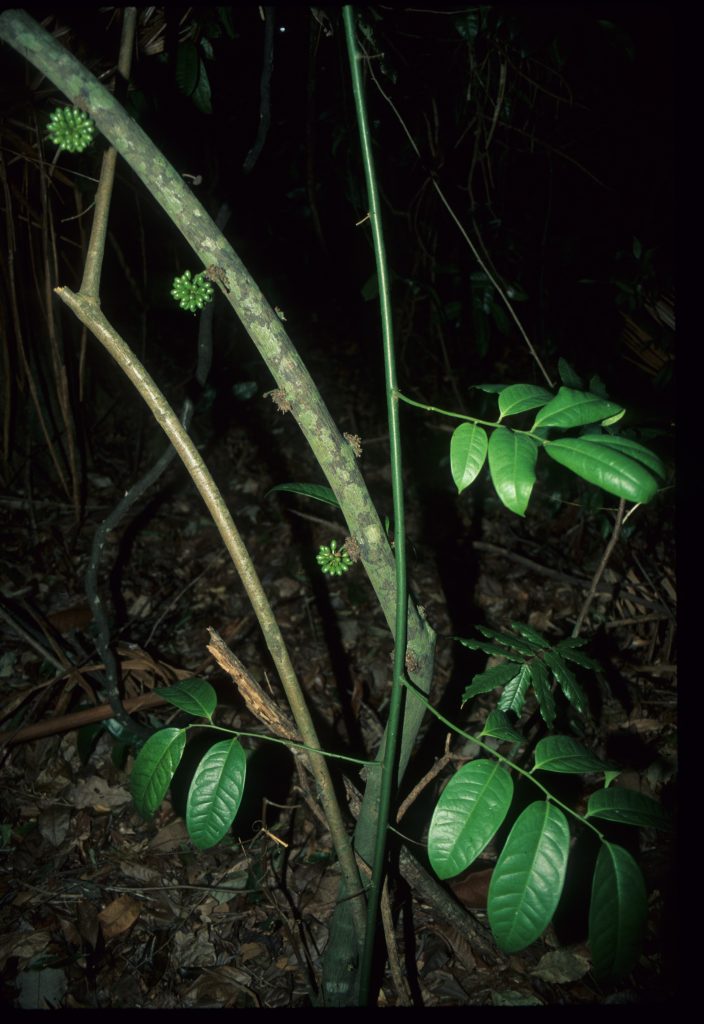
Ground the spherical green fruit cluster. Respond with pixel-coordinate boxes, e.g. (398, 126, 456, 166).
(47, 107, 95, 153)
(316, 539, 353, 576)
(170, 270, 214, 313)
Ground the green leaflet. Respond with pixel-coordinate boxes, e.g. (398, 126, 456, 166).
(533, 735, 611, 774)
(155, 678, 217, 719)
(498, 384, 553, 419)
(541, 649, 588, 716)
(570, 433, 667, 480)
(586, 788, 670, 830)
(527, 657, 556, 729)
(267, 482, 341, 508)
(532, 387, 622, 429)
(498, 663, 531, 715)
(589, 842, 648, 981)
(488, 801, 570, 953)
(428, 760, 513, 880)
(462, 662, 522, 703)
(131, 728, 186, 818)
(450, 422, 488, 493)
(186, 738, 247, 849)
(544, 437, 658, 503)
(480, 709, 523, 744)
(488, 427, 538, 516)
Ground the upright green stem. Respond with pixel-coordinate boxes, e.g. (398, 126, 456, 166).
(343, 7, 408, 1005)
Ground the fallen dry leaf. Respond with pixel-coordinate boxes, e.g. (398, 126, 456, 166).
(98, 894, 140, 940)
(67, 776, 132, 810)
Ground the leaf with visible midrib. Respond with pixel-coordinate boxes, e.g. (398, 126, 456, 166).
(589, 842, 648, 981)
(131, 728, 186, 818)
(488, 801, 570, 953)
(186, 738, 247, 849)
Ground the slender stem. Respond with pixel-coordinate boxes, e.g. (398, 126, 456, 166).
(343, 7, 408, 1005)
(572, 498, 626, 638)
(53, 288, 368, 947)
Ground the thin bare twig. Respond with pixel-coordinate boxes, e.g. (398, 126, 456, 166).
(572, 498, 626, 638)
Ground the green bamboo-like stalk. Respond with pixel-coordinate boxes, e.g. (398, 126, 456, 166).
(342, 7, 408, 1005)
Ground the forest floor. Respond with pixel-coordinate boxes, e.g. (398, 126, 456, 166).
(0, 359, 676, 1007)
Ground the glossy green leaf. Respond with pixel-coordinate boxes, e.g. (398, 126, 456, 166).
(488, 427, 538, 516)
(472, 383, 507, 395)
(533, 388, 623, 429)
(428, 760, 514, 880)
(186, 738, 247, 849)
(528, 658, 556, 729)
(572, 434, 667, 481)
(155, 678, 217, 720)
(488, 801, 570, 953)
(498, 384, 554, 419)
(544, 438, 658, 503)
(589, 842, 648, 981)
(450, 423, 488, 493)
(498, 664, 531, 715)
(462, 662, 522, 703)
(480, 709, 523, 743)
(534, 735, 608, 774)
(267, 482, 341, 508)
(586, 788, 670, 830)
(131, 728, 186, 818)
(541, 649, 588, 715)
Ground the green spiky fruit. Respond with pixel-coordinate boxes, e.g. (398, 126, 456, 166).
(47, 107, 95, 153)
